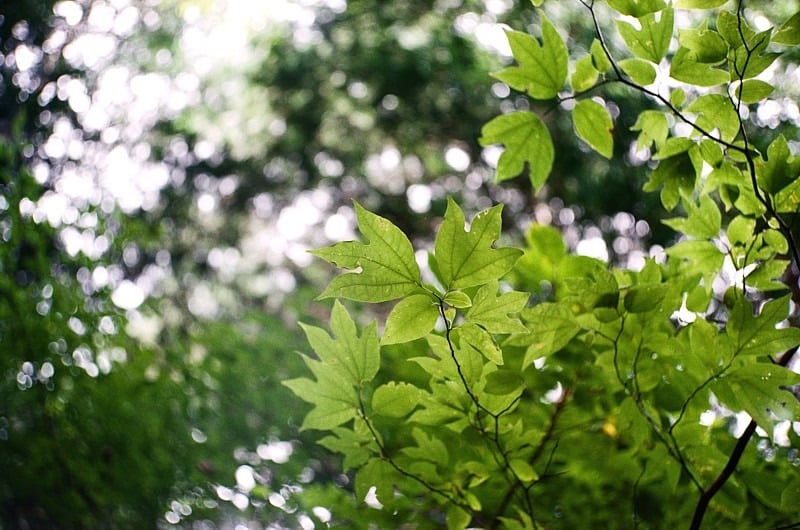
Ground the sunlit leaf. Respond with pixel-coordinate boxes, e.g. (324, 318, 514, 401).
(670, 47, 729, 86)
(733, 79, 774, 104)
(493, 17, 567, 100)
(607, 0, 666, 17)
(518, 303, 580, 368)
(355, 459, 396, 509)
(631, 110, 668, 150)
(624, 283, 668, 313)
(479, 111, 554, 189)
(467, 281, 529, 334)
(757, 135, 800, 194)
(713, 362, 800, 428)
(728, 295, 800, 358)
(433, 198, 522, 290)
(571, 55, 599, 92)
(678, 21, 727, 63)
(372, 381, 422, 417)
(675, 0, 727, 7)
(573, 99, 614, 159)
(663, 194, 721, 239)
(617, 8, 673, 63)
(382, 294, 440, 345)
(619, 58, 656, 85)
(773, 11, 800, 45)
(312, 202, 422, 302)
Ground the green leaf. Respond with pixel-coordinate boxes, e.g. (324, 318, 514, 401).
(312, 202, 421, 302)
(678, 21, 727, 63)
(757, 135, 800, 194)
(670, 47, 729, 86)
(318, 428, 373, 470)
(459, 322, 503, 364)
(303, 300, 380, 384)
(484, 369, 525, 395)
(631, 110, 668, 150)
(493, 17, 567, 100)
(726, 215, 756, 247)
(590, 39, 613, 72)
(773, 11, 800, 45)
(685, 94, 740, 142)
(624, 283, 668, 313)
(713, 362, 800, 428)
(573, 99, 614, 159)
(509, 459, 539, 482)
(447, 505, 472, 530)
(479, 111, 554, 189)
(663, 194, 721, 239)
(403, 427, 450, 466)
(644, 153, 697, 211)
(355, 459, 396, 509)
(675, 0, 727, 7)
(571, 55, 598, 92)
(382, 294, 439, 345)
(619, 58, 657, 85)
(518, 303, 580, 368)
(443, 290, 472, 308)
(666, 240, 725, 286)
(467, 281, 529, 334)
(433, 198, 523, 290)
(728, 295, 800, 358)
(727, 28, 779, 81)
(514, 224, 566, 291)
(746, 258, 790, 291)
(607, 0, 666, 17)
(283, 374, 357, 430)
(733, 79, 774, 104)
(372, 382, 421, 417)
(617, 8, 673, 63)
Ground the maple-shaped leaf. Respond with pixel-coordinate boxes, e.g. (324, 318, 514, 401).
(479, 111, 554, 190)
(491, 16, 567, 100)
(727, 294, 800, 358)
(284, 301, 380, 431)
(466, 281, 529, 334)
(312, 202, 422, 302)
(433, 198, 523, 290)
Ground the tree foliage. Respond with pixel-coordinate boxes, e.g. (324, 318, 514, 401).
(289, 1, 800, 528)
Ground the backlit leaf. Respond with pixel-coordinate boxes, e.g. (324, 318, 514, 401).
(571, 55, 598, 92)
(631, 110, 668, 150)
(617, 8, 673, 63)
(607, 0, 666, 17)
(573, 99, 614, 159)
(479, 111, 554, 189)
(678, 21, 727, 63)
(467, 281, 529, 334)
(734, 79, 774, 104)
(433, 198, 522, 290)
(518, 303, 580, 368)
(773, 11, 800, 45)
(670, 47, 729, 86)
(382, 294, 440, 345)
(492, 17, 567, 100)
(312, 202, 422, 302)
(757, 135, 800, 194)
(663, 194, 721, 239)
(619, 58, 657, 85)
(372, 382, 422, 418)
(727, 294, 800, 358)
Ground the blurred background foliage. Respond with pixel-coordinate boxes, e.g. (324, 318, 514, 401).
(1, 0, 799, 528)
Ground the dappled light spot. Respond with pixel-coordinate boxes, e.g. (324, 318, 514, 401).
(256, 439, 293, 464)
(111, 279, 145, 310)
(576, 235, 608, 262)
(445, 144, 471, 172)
